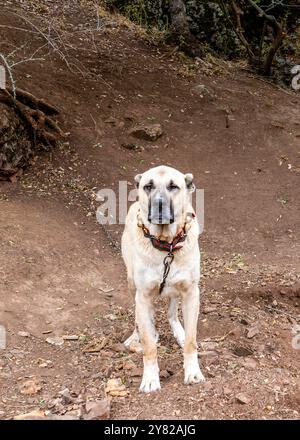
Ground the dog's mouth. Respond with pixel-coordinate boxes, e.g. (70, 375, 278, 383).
(148, 197, 174, 225)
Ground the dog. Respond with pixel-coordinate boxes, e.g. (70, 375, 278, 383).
(121, 165, 205, 392)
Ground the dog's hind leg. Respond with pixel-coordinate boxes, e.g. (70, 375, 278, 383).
(168, 297, 185, 348)
(136, 291, 160, 393)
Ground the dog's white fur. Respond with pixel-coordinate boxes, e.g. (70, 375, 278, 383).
(121, 165, 205, 392)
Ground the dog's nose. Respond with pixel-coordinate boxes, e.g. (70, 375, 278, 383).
(148, 194, 174, 225)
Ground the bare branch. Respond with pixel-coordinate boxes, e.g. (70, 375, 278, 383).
(0, 53, 16, 98)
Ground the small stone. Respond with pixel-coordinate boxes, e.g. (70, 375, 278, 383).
(17, 331, 30, 338)
(111, 343, 125, 352)
(129, 367, 143, 377)
(203, 307, 217, 314)
(19, 379, 42, 396)
(247, 325, 260, 339)
(223, 386, 231, 396)
(14, 410, 45, 420)
(129, 123, 163, 141)
(123, 360, 136, 370)
(236, 393, 251, 404)
(199, 350, 219, 366)
(232, 345, 254, 357)
(241, 358, 258, 370)
(46, 337, 64, 346)
(59, 388, 73, 405)
(160, 370, 170, 378)
(193, 84, 216, 100)
(203, 381, 213, 391)
(39, 363, 48, 368)
(201, 341, 218, 351)
(121, 143, 141, 151)
(85, 399, 110, 420)
(62, 335, 79, 341)
(105, 378, 129, 397)
(104, 117, 118, 126)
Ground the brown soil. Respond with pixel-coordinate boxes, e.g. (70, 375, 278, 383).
(0, 1, 299, 420)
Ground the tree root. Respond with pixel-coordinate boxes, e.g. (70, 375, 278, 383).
(0, 87, 65, 149)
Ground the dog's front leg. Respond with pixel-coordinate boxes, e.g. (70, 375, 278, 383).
(182, 285, 205, 384)
(136, 290, 160, 393)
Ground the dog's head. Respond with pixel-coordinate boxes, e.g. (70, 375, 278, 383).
(135, 165, 195, 226)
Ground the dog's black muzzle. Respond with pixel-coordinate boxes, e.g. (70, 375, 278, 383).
(148, 193, 174, 225)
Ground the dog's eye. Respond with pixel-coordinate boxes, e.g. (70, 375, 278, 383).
(167, 182, 179, 191)
(144, 183, 153, 192)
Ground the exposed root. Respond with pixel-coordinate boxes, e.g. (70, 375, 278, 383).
(0, 87, 65, 149)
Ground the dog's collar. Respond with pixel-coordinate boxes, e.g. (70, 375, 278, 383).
(137, 212, 195, 253)
(137, 211, 195, 294)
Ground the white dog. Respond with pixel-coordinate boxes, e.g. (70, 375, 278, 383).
(121, 165, 205, 392)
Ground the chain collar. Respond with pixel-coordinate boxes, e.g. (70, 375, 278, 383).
(137, 211, 195, 293)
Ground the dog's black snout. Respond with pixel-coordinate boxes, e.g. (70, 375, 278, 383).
(148, 194, 174, 225)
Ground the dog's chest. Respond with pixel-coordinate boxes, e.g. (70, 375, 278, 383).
(140, 257, 199, 296)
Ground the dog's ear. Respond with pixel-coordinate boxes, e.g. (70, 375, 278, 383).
(185, 173, 195, 193)
(134, 174, 142, 189)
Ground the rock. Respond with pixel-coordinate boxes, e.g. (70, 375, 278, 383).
(241, 358, 258, 370)
(247, 325, 260, 339)
(122, 360, 136, 370)
(160, 370, 170, 379)
(14, 410, 45, 420)
(129, 123, 163, 141)
(128, 367, 143, 377)
(232, 345, 254, 357)
(59, 388, 73, 405)
(105, 378, 129, 397)
(223, 386, 231, 396)
(62, 335, 79, 341)
(193, 84, 216, 100)
(85, 399, 110, 420)
(14, 410, 79, 420)
(199, 350, 219, 366)
(17, 331, 30, 337)
(201, 341, 218, 351)
(203, 306, 217, 314)
(46, 336, 64, 346)
(203, 381, 213, 392)
(104, 117, 118, 126)
(111, 343, 125, 353)
(46, 414, 79, 420)
(39, 362, 48, 368)
(236, 393, 251, 405)
(121, 143, 142, 151)
(19, 378, 42, 395)
(99, 286, 114, 293)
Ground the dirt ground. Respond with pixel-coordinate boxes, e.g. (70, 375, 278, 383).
(0, 1, 299, 420)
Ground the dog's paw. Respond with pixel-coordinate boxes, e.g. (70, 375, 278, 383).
(184, 368, 205, 385)
(139, 375, 161, 393)
(184, 352, 205, 385)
